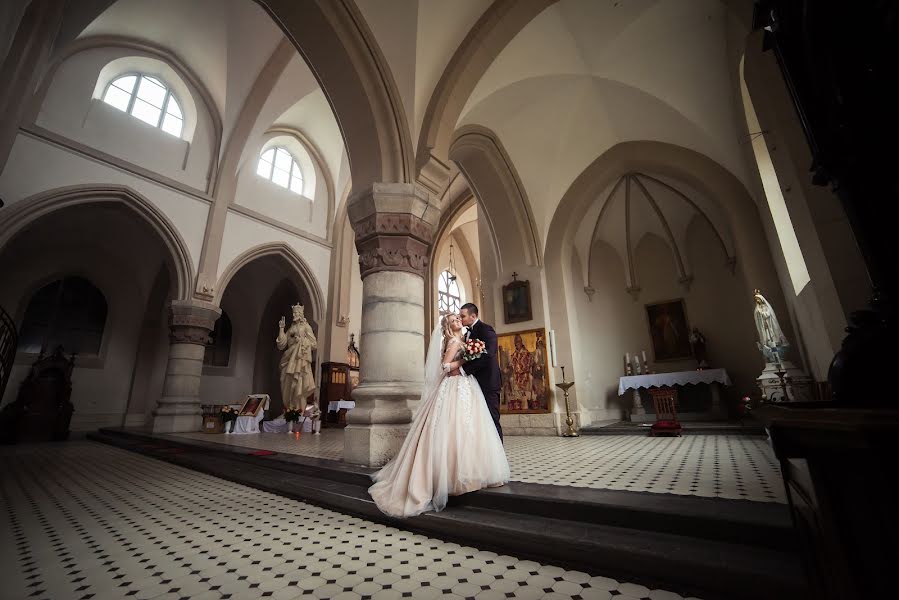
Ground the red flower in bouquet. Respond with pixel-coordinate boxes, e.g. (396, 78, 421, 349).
(463, 338, 487, 361)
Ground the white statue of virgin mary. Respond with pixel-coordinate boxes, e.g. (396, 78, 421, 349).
(753, 290, 788, 362)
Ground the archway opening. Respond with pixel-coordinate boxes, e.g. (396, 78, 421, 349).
(205, 254, 318, 418)
(0, 201, 181, 429)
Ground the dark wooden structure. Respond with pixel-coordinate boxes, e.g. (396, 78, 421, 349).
(319, 362, 352, 426)
(756, 404, 899, 599)
(0, 346, 75, 443)
(750, 3, 899, 598)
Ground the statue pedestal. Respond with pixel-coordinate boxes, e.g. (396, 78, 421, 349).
(757, 361, 815, 403)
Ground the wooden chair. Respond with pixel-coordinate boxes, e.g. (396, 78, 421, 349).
(648, 386, 682, 437)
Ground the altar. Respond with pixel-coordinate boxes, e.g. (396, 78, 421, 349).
(618, 369, 731, 422)
(231, 394, 269, 434)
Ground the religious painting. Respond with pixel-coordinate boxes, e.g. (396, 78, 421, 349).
(502, 279, 532, 324)
(238, 394, 266, 417)
(497, 328, 551, 414)
(645, 299, 692, 362)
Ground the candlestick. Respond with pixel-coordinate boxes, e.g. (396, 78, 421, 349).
(555, 366, 578, 437)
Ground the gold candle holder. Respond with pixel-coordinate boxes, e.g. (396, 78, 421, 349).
(555, 366, 578, 437)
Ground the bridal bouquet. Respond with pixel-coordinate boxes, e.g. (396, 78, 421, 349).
(463, 338, 487, 361)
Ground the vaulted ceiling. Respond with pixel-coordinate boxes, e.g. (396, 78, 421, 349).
(60, 0, 755, 233)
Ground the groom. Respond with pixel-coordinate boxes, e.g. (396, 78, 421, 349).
(459, 303, 503, 441)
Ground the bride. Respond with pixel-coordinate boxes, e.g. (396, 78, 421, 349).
(369, 313, 510, 518)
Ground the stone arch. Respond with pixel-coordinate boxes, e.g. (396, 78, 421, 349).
(0, 184, 195, 302)
(416, 0, 558, 175)
(544, 140, 787, 407)
(30, 35, 223, 188)
(214, 242, 324, 324)
(449, 125, 541, 271)
(426, 184, 477, 335)
(51, 0, 414, 191)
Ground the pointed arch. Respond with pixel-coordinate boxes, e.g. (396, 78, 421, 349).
(0, 184, 194, 301)
(449, 124, 541, 271)
(214, 242, 324, 324)
(416, 0, 558, 176)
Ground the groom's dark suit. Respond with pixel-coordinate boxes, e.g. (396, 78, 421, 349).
(463, 319, 503, 441)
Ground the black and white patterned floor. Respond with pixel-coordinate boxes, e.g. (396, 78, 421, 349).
(0, 442, 701, 600)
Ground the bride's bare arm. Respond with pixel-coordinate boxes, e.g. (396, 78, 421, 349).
(442, 339, 463, 375)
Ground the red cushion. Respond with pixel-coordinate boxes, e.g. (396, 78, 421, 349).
(652, 421, 681, 429)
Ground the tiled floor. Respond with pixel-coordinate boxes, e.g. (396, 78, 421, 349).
(0, 442, 701, 600)
(171, 430, 786, 504)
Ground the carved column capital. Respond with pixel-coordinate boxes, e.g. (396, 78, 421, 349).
(349, 183, 440, 279)
(167, 300, 221, 345)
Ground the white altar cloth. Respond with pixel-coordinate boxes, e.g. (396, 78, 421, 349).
(261, 416, 289, 433)
(231, 395, 270, 434)
(618, 368, 731, 396)
(328, 400, 355, 412)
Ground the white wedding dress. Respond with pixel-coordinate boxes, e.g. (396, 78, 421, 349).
(369, 332, 510, 518)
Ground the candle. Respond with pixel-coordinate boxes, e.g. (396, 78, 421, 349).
(625, 352, 631, 367)
(642, 350, 647, 364)
(549, 330, 558, 367)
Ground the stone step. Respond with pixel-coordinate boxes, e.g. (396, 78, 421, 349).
(88, 428, 807, 600)
(580, 421, 768, 436)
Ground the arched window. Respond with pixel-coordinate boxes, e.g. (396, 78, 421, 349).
(102, 73, 184, 137)
(437, 270, 462, 316)
(257, 147, 304, 195)
(17, 277, 107, 355)
(203, 311, 232, 367)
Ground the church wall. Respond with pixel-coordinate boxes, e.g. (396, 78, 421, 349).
(0, 133, 209, 270)
(571, 220, 759, 423)
(121, 267, 172, 427)
(0, 245, 162, 431)
(34, 46, 216, 191)
(232, 154, 328, 239)
(199, 291, 264, 406)
(218, 211, 331, 296)
(740, 32, 870, 381)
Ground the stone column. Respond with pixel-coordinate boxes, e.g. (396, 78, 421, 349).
(152, 300, 221, 433)
(344, 183, 438, 466)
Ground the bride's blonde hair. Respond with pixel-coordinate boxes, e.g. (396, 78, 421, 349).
(440, 313, 458, 353)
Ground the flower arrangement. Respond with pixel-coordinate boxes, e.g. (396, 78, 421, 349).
(220, 406, 238, 422)
(463, 338, 487, 361)
(284, 409, 301, 423)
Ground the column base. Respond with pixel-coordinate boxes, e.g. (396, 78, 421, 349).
(343, 423, 412, 467)
(152, 412, 201, 433)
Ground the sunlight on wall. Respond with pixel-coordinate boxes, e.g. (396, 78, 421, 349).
(740, 60, 810, 295)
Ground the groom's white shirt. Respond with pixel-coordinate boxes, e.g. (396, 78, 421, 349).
(459, 318, 479, 376)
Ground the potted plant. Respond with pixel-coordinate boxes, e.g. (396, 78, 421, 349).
(284, 408, 300, 433)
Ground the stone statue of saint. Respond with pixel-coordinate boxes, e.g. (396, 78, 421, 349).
(689, 327, 708, 369)
(753, 290, 788, 362)
(277, 303, 317, 411)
